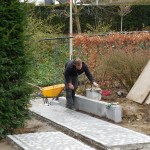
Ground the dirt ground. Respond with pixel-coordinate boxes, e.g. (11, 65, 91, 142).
(110, 98, 150, 135)
(0, 117, 57, 150)
(120, 100, 150, 135)
(100, 88, 150, 135)
(0, 93, 150, 150)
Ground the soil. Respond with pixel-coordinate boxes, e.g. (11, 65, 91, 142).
(0, 117, 57, 150)
(116, 98, 150, 135)
(103, 90, 150, 134)
(1, 91, 150, 149)
(96, 87, 150, 135)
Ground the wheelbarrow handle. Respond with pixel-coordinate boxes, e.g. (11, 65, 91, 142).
(27, 82, 42, 90)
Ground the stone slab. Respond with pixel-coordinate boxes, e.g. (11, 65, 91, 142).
(30, 102, 150, 150)
(127, 60, 150, 104)
(8, 132, 95, 150)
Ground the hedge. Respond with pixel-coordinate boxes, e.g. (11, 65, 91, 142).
(0, 0, 31, 136)
(30, 5, 150, 33)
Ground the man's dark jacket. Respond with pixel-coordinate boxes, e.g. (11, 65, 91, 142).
(64, 60, 94, 84)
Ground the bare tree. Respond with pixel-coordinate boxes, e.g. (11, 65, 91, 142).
(118, 5, 131, 33)
(72, 0, 83, 33)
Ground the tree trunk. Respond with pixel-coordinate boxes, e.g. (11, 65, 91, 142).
(75, 14, 81, 33)
(73, 5, 81, 33)
(121, 16, 123, 33)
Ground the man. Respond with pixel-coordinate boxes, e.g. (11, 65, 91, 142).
(64, 58, 100, 109)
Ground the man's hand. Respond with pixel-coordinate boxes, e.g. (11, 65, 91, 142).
(68, 83, 74, 90)
(93, 82, 102, 94)
(93, 81, 99, 87)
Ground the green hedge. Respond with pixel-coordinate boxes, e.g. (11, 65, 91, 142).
(30, 5, 150, 33)
(0, 1, 31, 136)
(113, 5, 150, 31)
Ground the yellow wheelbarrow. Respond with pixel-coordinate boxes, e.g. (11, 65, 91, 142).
(28, 83, 65, 105)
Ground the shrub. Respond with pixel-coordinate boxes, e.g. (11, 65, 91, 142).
(25, 14, 68, 86)
(0, 1, 31, 136)
(74, 32, 150, 91)
(103, 50, 149, 91)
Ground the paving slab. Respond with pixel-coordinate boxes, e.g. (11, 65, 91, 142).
(8, 132, 95, 150)
(30, 99, 150, 150)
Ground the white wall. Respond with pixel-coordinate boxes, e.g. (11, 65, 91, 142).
(20, 0, 44, 5)
(20, 0, 59, 5)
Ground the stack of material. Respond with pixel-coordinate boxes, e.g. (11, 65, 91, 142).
(127, 60, 150, 104)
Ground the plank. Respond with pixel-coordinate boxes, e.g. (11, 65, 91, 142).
(126, 60, 150, 104)
(145, 92, 150, 104)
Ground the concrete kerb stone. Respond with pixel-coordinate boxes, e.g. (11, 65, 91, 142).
(75, 95, 122, 123)
(58, 95, 122, 123)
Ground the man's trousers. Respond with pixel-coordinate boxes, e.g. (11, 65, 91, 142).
(65, 77, 78, 109)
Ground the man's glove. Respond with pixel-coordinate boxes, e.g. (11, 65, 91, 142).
(93, 81, 99, 87)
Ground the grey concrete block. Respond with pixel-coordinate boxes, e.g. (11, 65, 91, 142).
(58, 97, 66, 107)
(57, 95, 122, 123)
(75, 95, 122, 123)
(86, 89, 102, 100)
(106, 105, 122, 123)
(51, 97, 66, 107)
(50, 100, 60, 106)
(96, 101, 107, 117)
(75, 96, 98, 114)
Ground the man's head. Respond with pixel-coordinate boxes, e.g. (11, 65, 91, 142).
(74, 58, 82, 70)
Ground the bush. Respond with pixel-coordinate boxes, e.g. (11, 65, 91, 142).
(0, 1, 31, 136)
(103, 50, 149, 91)
(74, 32, 150, 91)
(25, 13, 68, 86)
(31, 5, 150, 33)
